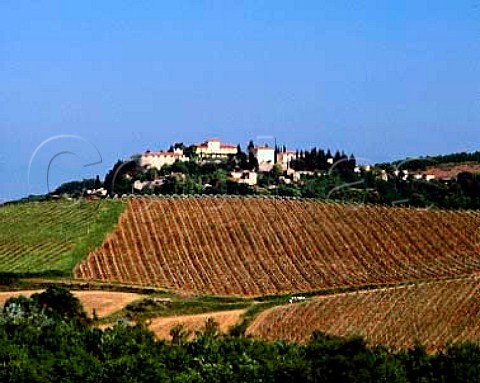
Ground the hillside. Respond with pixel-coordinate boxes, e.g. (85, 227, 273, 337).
(246, 276, 480, 352)
(419, 163, 480, 180)
(0, 199, 124, 274)
(74, 196, 480, 295)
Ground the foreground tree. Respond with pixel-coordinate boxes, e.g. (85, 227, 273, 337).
(32, 286, 87, 322)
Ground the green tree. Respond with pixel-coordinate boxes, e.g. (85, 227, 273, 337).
(32, 286, 87, 322)
(104, 160, 136, 195)
(271, 163, 283, 177)
(200, 317, 220, 340)
(170, 323, 190, 345)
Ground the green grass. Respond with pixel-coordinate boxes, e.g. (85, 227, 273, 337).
(0, 199, 125, 275)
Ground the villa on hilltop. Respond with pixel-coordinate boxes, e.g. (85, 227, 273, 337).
(137, 148, 189, 169)
(136, 138, 292, 170)
(254, 145, 275, 172)
(195, 138, 238, 159)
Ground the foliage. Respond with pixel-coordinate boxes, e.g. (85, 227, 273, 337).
(32, 286, 88, 322)
(51, 176, 101, 196)
(358, 171, 480, 209)
(1, 291, 480, 382)
(104, 160, 136, 195)
(170, 323, 190, 345)
(377, 151, 480, 171)
(291, 147, 356, 173)
(277, 184, 302, 197)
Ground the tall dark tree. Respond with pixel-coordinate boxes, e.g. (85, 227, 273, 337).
(333, 150, 342, 164)
(168, 142, 185, 152)
(94, 175, 102, 189)
(184, 144, 197, 159)
(326, 149, 333, 162)
(318, 149, 326, 170)
(348, 154, 357, 173)
(247, 140, 258, 171)
(274, 145, 279, 164)
(236, 144, 249, 170)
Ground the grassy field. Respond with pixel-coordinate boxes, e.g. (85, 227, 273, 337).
(0, 199, 124, 275)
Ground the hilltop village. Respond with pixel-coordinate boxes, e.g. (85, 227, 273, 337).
(87, 137, 366, 199)
(131, 138, 355, 191)
(41, 138, 480, 210)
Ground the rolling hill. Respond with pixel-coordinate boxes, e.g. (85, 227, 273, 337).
(3, 196, 480, 349)
(74, 196, 480, 295)
(246, 276, 480, 352)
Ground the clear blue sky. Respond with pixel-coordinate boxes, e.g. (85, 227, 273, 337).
(1, 1, 479, 202)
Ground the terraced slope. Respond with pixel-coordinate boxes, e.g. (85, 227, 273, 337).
(246, 277, 480, 351)
(74, 197, 480, 295)
(0, 199, 124, 273)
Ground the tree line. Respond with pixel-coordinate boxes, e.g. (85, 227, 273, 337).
(290, 147, 356, 173)
(378, 151, 480, 171)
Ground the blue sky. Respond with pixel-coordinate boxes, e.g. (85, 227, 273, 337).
(1, 1, 479, 201)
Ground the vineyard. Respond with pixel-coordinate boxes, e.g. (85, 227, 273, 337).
(74, 196, 480, 295)
(0, 199, 124, 273)
(246, 277, 480, 351)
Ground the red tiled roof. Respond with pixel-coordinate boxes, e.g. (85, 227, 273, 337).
(195, 142, 237, 149)
(143, 152, 185, 157)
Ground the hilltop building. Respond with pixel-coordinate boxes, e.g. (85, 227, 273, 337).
(195, 138, 237, 159)
(254, 145, 275, 164)
(253, 145, 275, 172)
(277, 150, 296, 170)
(137, 149, 189, 170)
